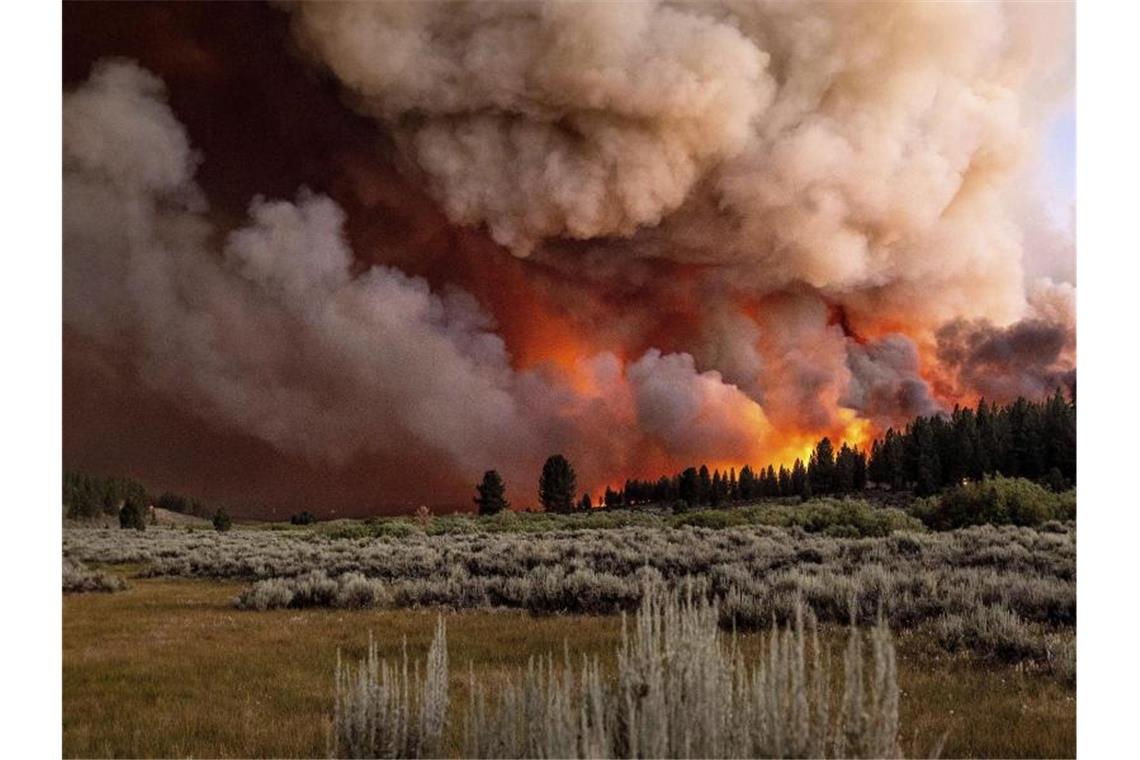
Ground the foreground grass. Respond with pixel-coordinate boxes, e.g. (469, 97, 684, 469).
(64, 573, 1074, 758)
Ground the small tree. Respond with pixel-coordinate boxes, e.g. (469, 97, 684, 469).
(474, 470, 510, 516)
(212, 508, 232, 532)
(538, 455, 577, 513)
(577, 493, 592, 511)
(290, 510, 318, 525)
(119, 498, 146, 531)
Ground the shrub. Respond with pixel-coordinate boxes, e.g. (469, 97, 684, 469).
(234, 577, 295, 610)
(372, 519, 419, 539)
(332, 618, 449, 758)
(62, 557, 127, 593)
(935, 605, 1046, 663)
(427, 515, 481, 536)
(671, 509, 745, 529)
(1046, 634, 1076, 688)
(413, 505, 433, 528)
(290, 511, 318, 525)
(213, 508, 233, 532)
(332, 589, 903, 759)
(914, 476, 1075, 530)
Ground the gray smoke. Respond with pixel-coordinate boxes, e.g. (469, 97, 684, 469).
(935, 279, 1075, 402)
(63, 59, 776, 491)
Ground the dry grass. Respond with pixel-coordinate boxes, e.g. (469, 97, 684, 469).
(64, 573, 1074, 759)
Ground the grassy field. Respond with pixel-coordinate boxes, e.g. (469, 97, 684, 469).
(63, 570, 1074, 759)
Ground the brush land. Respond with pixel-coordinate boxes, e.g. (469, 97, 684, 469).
(63, 511, 1075, 759)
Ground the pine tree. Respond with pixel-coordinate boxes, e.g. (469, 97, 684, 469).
(778, 465, 791, 497)
(764, 465, 778, 498)
(853, 448, 867, 491)
(539, 455, 577, 513)
(577, 493, 592, 511)
(474, 470, 510, 516)
(808, 438, 836, 494)
(791, 458, 807, 498)
(678, 467, 700, 507)
(833, 443, 856, 494)
(738, 465, 756, 500)
(911, 418, 942, 497)
(698, 465, 712, 505)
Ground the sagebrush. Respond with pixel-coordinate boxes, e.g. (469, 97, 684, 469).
(64, 521, 1074, 667)
(333, 588, 904, 759)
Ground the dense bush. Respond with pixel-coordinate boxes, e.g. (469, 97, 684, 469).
(290, 511, 318, 525)
(332, 589, 902, 759)
(118, 499, 146, 531)
(911, 476, 1076, 530)
(213, 508, 233, 532)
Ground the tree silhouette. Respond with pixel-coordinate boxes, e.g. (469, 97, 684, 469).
(538, 455, 577, 513)
(808, 438, 836, 495)
(474, 470, 510, 516)
(791, 458, 807, 498)
(698, 465, 712, 505)
(678, 467, 700, 507)
(118, 497, 146, 531)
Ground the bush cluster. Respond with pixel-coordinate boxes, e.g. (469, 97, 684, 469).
(911, 476, 1076, 530)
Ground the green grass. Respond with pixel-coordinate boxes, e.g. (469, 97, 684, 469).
(64, 571, 1074, 758)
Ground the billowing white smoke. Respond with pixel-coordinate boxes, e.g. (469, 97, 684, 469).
(288, 0, 1073, 332)
(290, 0, 772, 257)
(63, 60, 772, 492)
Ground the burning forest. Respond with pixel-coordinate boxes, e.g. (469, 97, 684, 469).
(62, 1, 1075, 513)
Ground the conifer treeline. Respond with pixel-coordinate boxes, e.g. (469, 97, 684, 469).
(601, 390, 1076, 508)
(63, 471, 151, 520)
(63, 471, 212, 520)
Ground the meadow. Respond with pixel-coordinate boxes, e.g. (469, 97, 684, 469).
(63, 508, 1075, 758)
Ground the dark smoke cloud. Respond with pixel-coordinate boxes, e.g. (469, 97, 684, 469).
(844, 336, 943, 430)
(936, 318, 1075, 403)
(935, 280, 1076, 402)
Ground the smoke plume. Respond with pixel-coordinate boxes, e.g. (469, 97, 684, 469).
(62, 1, 1075, 512)
(63, 59, 774, 503)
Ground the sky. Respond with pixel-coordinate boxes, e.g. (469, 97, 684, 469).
(62, 1, 1076, 516)
(1047, 106, 1077, 220)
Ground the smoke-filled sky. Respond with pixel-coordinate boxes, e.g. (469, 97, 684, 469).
(62, 1, 1075, 516)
